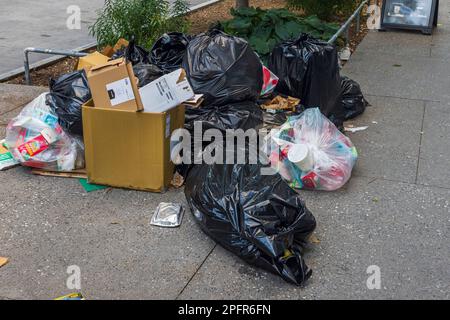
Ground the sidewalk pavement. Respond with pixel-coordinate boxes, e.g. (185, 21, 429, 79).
(1, 4, 449, 300)
(0, 0, 210, 76)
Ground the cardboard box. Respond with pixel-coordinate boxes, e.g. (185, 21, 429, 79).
(76, 52, 109, 71)
(87, 58, 143, 112)
(82, 100, 185, 192)
(139, 69, 195, 113)
(101, 38, 129, 58)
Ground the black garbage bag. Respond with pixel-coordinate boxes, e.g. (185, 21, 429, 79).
(112, 38, 150, 64)
(182, 30, 263, 107)
(46, 69, 91, 136)
(341, 76, 369, 120)
(185, 162, 316, 286)
(111, 39, 163, 87)
(133, 63, 164, 87)
(150, 32, 191, 73)
(176, 101, 263, 178)
(182, 100, 316, 286)
(268, 34, 344, 127)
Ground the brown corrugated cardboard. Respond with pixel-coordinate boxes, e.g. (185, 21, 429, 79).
(82, 100, 185, 192)
(86, 58, 143, 112)
(101, 38, 129, 57)
(76, 52, 109, 71)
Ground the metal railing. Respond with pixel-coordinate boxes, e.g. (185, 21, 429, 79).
(328, 0, 369, 45)
(23, 48, 88, 85)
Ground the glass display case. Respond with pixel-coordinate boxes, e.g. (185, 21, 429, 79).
(380, 0, 439, 34)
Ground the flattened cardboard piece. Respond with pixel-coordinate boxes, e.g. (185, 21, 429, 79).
(76, 52, 109, 71)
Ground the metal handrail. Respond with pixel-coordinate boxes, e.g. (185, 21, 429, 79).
(23, 47, 88, 85)
(328, 0, 369, 45)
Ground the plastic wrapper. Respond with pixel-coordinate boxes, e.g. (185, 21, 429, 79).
(150, 202, 185, 228)
(264, 108, 357, 191)
(46, 69, 91, 136)
(341, 76, 369, 120)
(183, 101, 316, 286)
(5, 93, 84, 171)
(150, 32, 191, 73)
(182, 30, 263, 107)
(261, 66, 279, 97)
(268, 34, 344, 128)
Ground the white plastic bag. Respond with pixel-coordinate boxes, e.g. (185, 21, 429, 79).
(5, 93, 84, 171)
(264, 108, 357, 191)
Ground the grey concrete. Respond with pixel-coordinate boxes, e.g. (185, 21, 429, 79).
(0, 0, 211, 75)
(180, 177, 450, 299)
(1, 1, 450, 301)
(0, 167, 215, 299)
(345, 95, 424, 184)
(417, 101, 450, 188)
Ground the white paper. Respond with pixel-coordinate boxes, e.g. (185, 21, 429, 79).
(106, 77, 135, 106)
(139, 69, 194, 113)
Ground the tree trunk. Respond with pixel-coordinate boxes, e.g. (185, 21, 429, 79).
(236, 0, 249, 9)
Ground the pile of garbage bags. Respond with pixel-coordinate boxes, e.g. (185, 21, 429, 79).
(5, 93, 84, 171)
(3, 28, 371, 286)
(182, 103, 316, 286)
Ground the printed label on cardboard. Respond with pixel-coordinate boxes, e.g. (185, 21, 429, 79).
(106, 77, 135, 106)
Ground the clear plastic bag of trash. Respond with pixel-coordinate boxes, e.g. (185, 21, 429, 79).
(263, 108, 357, 191)
(150, 202, 185, 228)
(5, 93, 84, 171)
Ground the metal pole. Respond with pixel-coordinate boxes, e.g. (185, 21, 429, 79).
(23, 47, 87, 85)
(356, 10, 361, 34)
(328, 0, 369, 44)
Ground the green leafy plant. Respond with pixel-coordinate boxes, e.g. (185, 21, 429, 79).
(287, 0, 359, 21)
(89, 0, 190, 49)
(220, 7, 339, 58)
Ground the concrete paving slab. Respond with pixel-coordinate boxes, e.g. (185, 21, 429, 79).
(0, 107, 22, 126)
(417, 101, 450, 189)
(356, 31, 432, 58)
(431, 25, 450, 58)
(345, 95, 424, 184)
(179, 177, 450, 300)
(0, 84, 47, 114)
(0, 167, 215, 299)
(343, 51, 450, 102)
